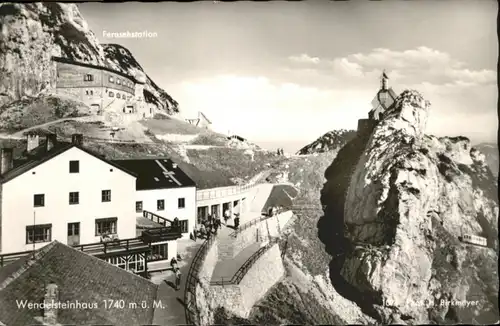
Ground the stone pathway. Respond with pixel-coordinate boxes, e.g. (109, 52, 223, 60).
(211, 242, 262, 283)
(151, 239, 202, 326)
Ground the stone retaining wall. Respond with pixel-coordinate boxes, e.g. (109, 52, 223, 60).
(233, 211, 293, 255)
(211, 243, 284, 319)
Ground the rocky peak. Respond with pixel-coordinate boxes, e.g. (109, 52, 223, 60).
(320, 89, 498, 324)
(297, 129, 357, 155)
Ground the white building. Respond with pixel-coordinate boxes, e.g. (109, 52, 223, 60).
(111, 158, 197, 270)
(0, 134, 137, 255)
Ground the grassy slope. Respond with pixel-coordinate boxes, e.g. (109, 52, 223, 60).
(0, 95, 89, 132)
(186, 147, 284, 183)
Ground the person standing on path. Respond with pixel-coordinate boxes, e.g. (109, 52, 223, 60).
(234, 214, 240, 229)
(224, 209, 230, 225)
(170, 257, 178, 271)
(175, 268, 182, 291)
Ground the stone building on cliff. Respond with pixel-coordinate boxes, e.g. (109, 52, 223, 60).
(357, 71, 399, 137)
(50, 56, 158, 119)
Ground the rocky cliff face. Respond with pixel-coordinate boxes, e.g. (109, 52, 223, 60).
(474, 143, 498, 177)
(103, 44, 179, 114)
(321, 90, 499, 324)
(0, 3, 177, 112)
(297, 129, 357, 155)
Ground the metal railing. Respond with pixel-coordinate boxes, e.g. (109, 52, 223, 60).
(143, 210, 172, 226)
(210, 238, 279, 286)
(229, 210, 290, 238)
(196, 183, 255, 201)
(184, 234, 217, 326)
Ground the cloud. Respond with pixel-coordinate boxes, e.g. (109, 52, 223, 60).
(288, 53, 320, 64)
(288, 47, 496, 87)
(166, 47, 496, 145)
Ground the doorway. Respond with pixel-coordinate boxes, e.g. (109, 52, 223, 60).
(67, 222, 80, 246)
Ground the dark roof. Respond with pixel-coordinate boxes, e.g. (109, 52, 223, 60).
(0, 141, 137, 184)
(51, 56, 138, 84)
(175, 162, 235, 189)
(228, 135, 246, 142)
(112, 158, 196, 190)
(370, 87, 398, 113)
(0, 241, 157, 326)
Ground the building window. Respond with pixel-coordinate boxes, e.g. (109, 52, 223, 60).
(26, 224, 52, 244)
(150, 243, 168, 262)
(179, 220, 188, 233)
(127, 254, 145, 272)
(178, 198, 185, 209)
(34, 194, 45, 207)
(109, 91, 114, 98)
(69, 192, 79, 205)
(69, 160, 79, 173)
(85, 90, 89, 95)
(117, 93, 121, 99)
(136, 201, 143, 213)
(90, 90, 93, 95)
(117, 79, 121, 85)
(108, 256, 126, 269)
(68, 222, 80, 236)
(109, 76, 114, 83)
(157, 199, 165, 211)
(84, 74, 93, 82)
(102, 190, 111, 202)
(95, 217, 117, 235)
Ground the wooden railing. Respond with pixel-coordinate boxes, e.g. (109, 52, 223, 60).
(0, 250, 32, 267)
(184, 234, 217, 326)
(141, 226, 182, 243)
(72, 237, 149, 256)
(0, 237, 149, 267)
(210, 238, 279, 286)
(143, 210, 172, 226)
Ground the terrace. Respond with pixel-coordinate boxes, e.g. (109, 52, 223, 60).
(0, 226, 182, 269)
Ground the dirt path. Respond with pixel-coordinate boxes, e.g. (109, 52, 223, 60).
(10, 116, 95, 137)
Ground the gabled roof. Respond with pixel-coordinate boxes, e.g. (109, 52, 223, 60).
(370, 87, 398, 110)
(198, 111, 212, 124)
(228, 135, 246, 142)
(112, 158, 196, 190)
(0, 141, 137, 184)
(0, 241, 157, 326)
(186, 118, 200, 126)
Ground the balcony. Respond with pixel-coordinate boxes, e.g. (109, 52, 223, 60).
(73, 237, 150, 258)
(141, 226, 183, 243)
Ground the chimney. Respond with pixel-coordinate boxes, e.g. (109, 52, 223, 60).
(172, 162, 178, 169)
(0, 148, 14, 176)
(26, 132, 40, 152)
(45, 134, 57, 152)
(44, 283, 59, 325)
(71, 133, 83, 145)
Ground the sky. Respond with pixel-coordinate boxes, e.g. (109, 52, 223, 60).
(79, 0, 498, 153)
